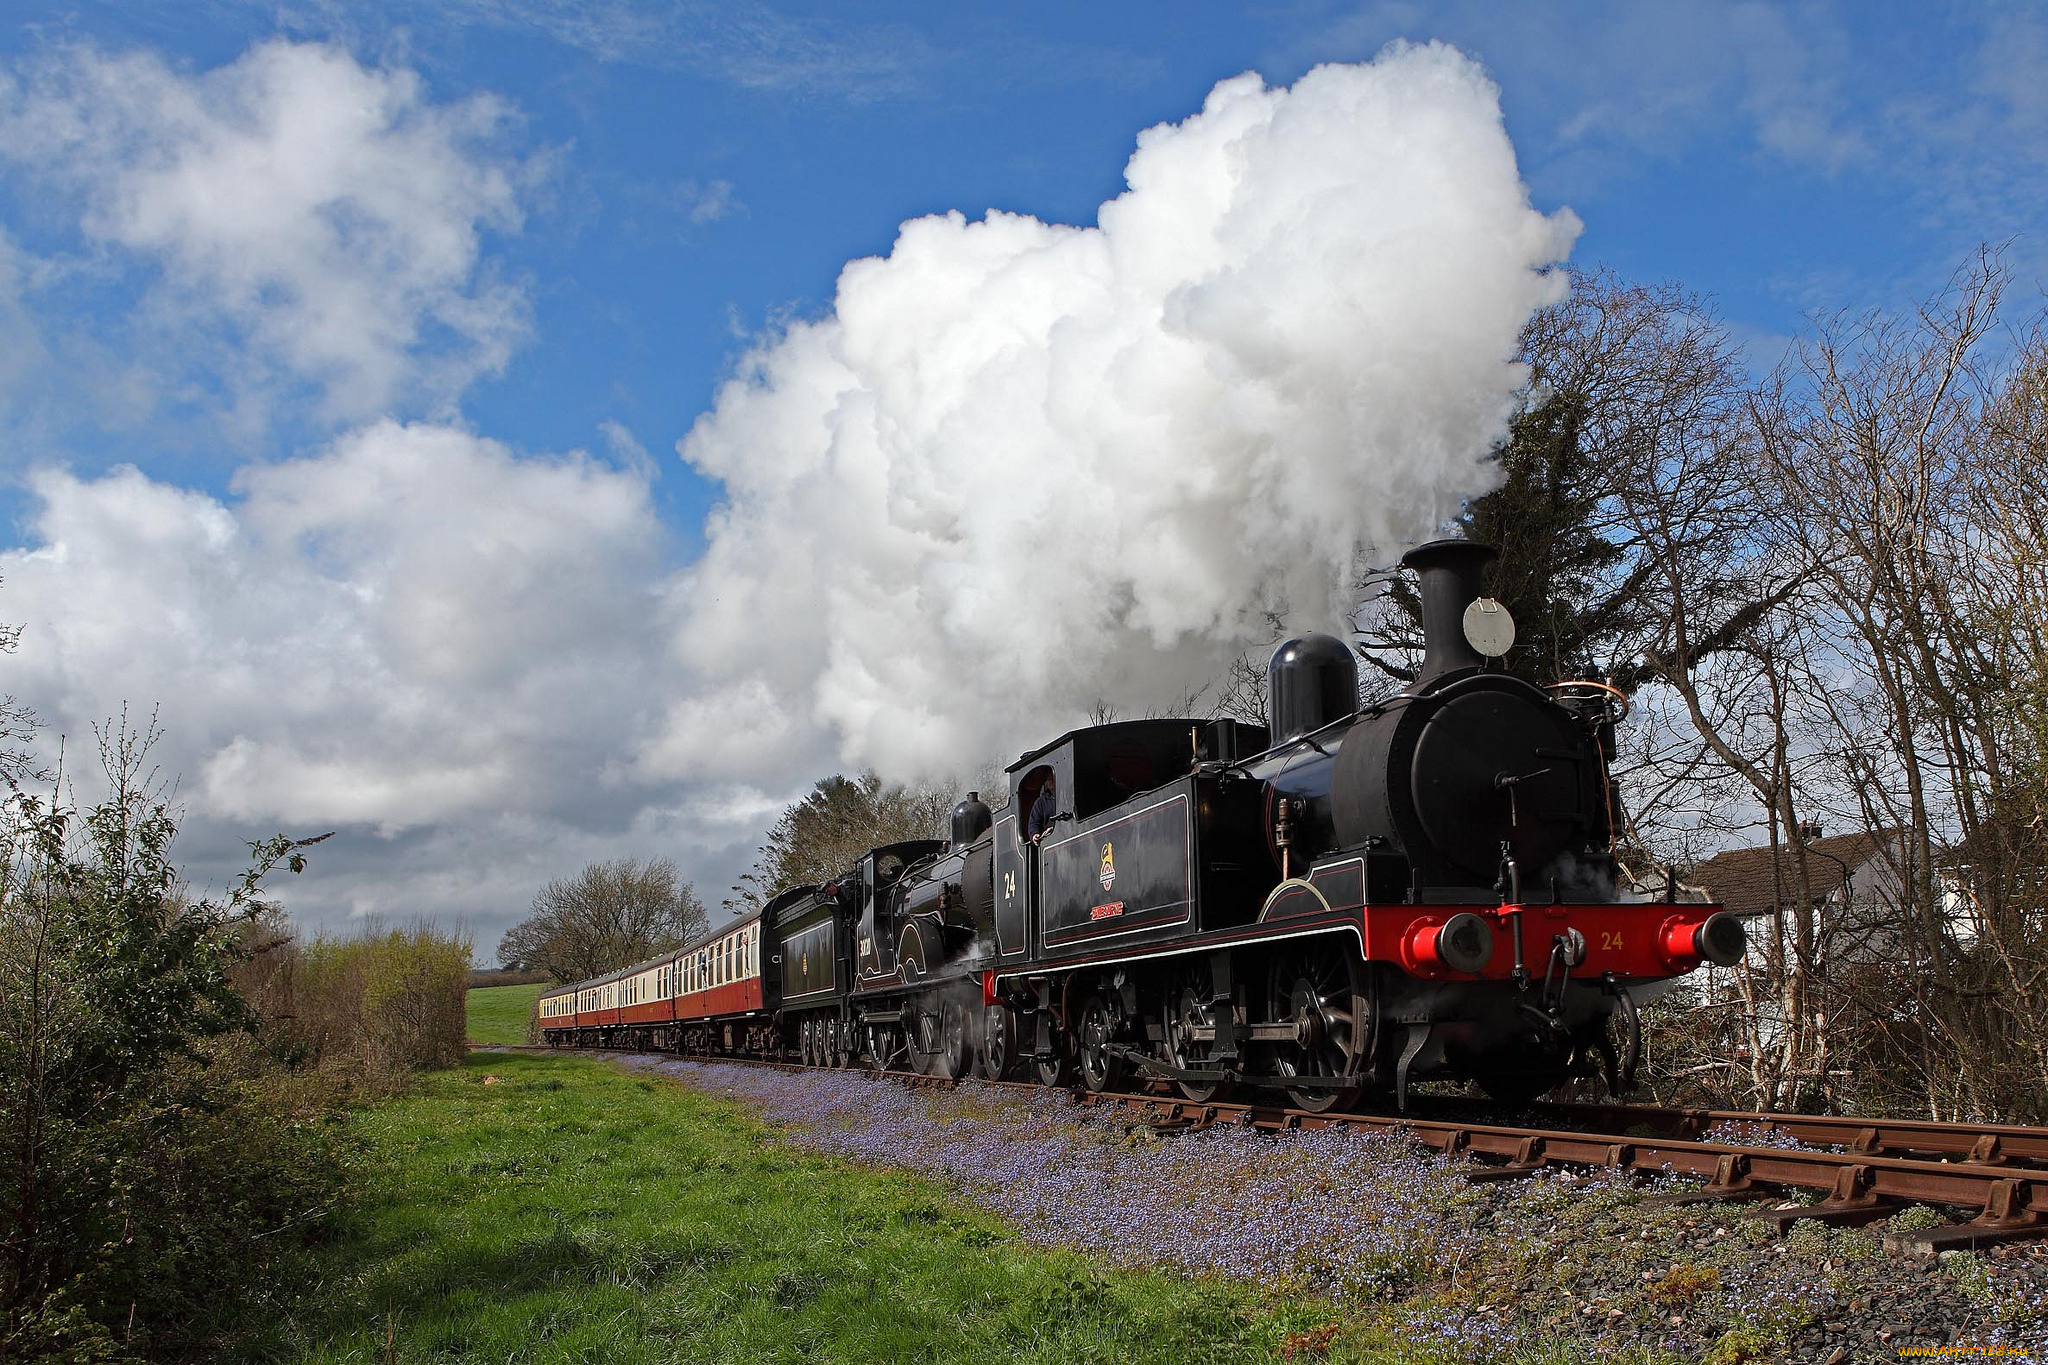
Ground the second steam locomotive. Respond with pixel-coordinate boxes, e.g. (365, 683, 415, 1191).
(541, 540, 1745, 1109)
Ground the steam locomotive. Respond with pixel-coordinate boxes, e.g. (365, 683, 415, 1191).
(539, 540, 1745, 1110)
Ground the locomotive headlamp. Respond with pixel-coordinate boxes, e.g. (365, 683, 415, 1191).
(1694, 913, 1747, 967)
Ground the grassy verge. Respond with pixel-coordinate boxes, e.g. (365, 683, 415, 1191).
(232, 1052, 1332, 1364)
(464, 981, 543, 1045)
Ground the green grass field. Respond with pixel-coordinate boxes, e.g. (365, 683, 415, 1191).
(465, 981, 544, 1045)
(232, 1051, 1333, 1364)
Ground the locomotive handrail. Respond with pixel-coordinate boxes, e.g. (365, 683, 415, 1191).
(1547, 679, 1631, 722)
(1220, 693, 1423, 776)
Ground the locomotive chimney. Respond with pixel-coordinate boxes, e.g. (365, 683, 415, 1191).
(1402, 538, 1498, 686)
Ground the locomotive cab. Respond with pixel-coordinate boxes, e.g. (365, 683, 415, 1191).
(854, 840, 948, 981)
(993, 718, 1279, 963)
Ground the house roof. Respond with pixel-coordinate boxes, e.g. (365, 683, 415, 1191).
(1688, 830, 1896, 918)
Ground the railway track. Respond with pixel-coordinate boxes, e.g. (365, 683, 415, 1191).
(494, 1042, 2048, 1257)
(1522, 1099, 2048, 1169)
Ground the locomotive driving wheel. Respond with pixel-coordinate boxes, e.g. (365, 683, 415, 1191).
(1034, 1028, 1075, 1087)
(909, 996, 973, 1079)
(1164, 962, 1233, 1102)
(939, 997, 972, 1079)
(799, 1019, 816, 1066)
(1267, 943, 1371, 1113)
(980, 1003, 1016, 1081)
(1077, 992, 1126, 1093)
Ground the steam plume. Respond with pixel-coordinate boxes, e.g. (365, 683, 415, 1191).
(652, 43, 1577, 784)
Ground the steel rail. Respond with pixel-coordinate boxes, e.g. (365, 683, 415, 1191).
(1520, 1099, 2048, 1168)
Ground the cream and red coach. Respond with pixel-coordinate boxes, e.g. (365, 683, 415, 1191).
(539, 912, 770, 1054)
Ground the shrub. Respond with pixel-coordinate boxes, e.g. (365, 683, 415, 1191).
(0, 720, 341, 1361)
(244, 922, 471, 1086)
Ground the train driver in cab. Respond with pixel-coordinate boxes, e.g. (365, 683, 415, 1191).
(1026, 773, 1057, 844)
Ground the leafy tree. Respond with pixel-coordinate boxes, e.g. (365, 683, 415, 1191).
(0, 716, 329, 1358)
(1364, 392, 1630, 685)
(497, 858, 708, 982)
(1357, 270, 1753, 695)
(732, 772, 952, 910)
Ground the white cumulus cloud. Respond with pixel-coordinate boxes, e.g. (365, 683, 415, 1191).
(0, 40, 532, 422)
(652, 44, 1578, 786)
(4, 421, 671, 845)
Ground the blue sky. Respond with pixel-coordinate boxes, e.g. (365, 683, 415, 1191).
(1, 1, 2042, 945)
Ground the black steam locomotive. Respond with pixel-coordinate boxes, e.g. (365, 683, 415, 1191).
(541, 540, 1744, 1110)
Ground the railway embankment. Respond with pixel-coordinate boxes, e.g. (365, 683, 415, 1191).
(627, 1056, 2047, 1365)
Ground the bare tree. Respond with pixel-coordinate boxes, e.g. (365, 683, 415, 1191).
(1212, 650, 1270, 726)
(498, 858, 708, 982)
(1739, 252, 2048, 1120)
(0, 585, 42, 789)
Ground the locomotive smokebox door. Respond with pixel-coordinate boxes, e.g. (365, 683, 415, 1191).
(1410, 688, 1582, 885)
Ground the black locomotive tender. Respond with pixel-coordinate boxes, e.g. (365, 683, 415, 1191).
(542, 540, 1746, 1109)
